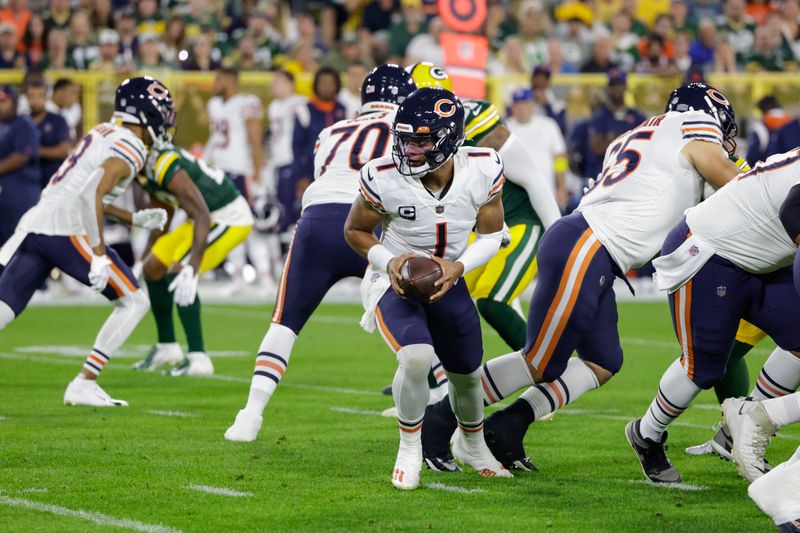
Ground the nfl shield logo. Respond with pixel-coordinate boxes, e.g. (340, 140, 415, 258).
(689, 245, 699, 256)
(717, 286, 727, 297)
(436, 205, 444, 214)
(370, 272, 380, 283)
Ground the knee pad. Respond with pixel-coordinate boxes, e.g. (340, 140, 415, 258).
(397, 344, 435, 378)
(119, 289, 150, 319)
(0, 299, 14, 330)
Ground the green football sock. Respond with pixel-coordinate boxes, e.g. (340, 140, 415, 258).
(146, 277, 176, 343)
(714, 340, 754, 403)
(176, 292, 205, 353)
(477, 298, 527, 351)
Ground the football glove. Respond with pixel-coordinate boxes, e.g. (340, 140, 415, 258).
(132, 208, 168, 230)
(168, 265, 199, 306)
(88, 254, 112, 292)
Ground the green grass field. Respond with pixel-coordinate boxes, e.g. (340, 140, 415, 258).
(0, 301, 795, 532)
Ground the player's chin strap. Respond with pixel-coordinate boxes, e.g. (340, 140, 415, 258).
(456, 229, 502, 274)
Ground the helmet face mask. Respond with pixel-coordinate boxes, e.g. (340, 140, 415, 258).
(666, 82, 738, 156)
(391, 88, 465, 179)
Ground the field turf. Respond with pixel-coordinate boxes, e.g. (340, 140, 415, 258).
(0, 301, 795, 532)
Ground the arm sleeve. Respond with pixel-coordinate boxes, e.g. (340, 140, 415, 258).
(498, 132, 561, 228)
(779, 183, 800, 243)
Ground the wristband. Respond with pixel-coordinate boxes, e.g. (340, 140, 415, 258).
(367, 244, 395, 273)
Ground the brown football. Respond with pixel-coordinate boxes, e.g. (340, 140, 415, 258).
(398, 256, 443, 302)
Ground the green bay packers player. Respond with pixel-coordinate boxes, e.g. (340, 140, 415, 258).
(131, 143, 254, 376)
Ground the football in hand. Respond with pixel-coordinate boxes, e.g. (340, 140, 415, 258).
(398, 256, 443, 302)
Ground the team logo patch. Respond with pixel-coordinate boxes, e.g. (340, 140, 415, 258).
(399, 205, 416, 220)
(433, 98, 456, 118)
(688, 245, 699, 256)
(147, 81, 169, 100)
(706, 89, 729, 106)
(429, 66, 448, 81)
(717, 286, 727, 297)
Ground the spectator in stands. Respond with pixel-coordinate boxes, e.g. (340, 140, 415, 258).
(296, 13, 329, 58)
(0, 25, 24, 69)
(290, 67, 345, 225)
(713, 37, 737, 72)
(245, 6, 284, 70)
(673, 31, 693, 73)
(582, 69, 646, 191)
(716, 0, 756, 67)
(553, 2, 596, 72)
(89, 28, 122, 72)
(21, 12, 45, 68)
(746, 95, 792, 166)
(581, 34, 618, 73)
(91, 0, 114, 31)
(362, 0, 396, 34)
(634, 34, 680, 75)
(283, 40, 318, 76)
(516, 0, 550, 68)
(671, 0, 697, 38)
(41, 27, 68, 69)
(185, 0, 221, 40)
(779, 0, 800, 50)
(137, 31, 173, 70)
(25, 76, 70, 189)
(339, 61, 367, 119)
(490, 35, 529, 75)
(689, 18, 717, 70)
(68, 10, 99, 70)
(619, 0, 648, 35)
(322, 31, 372, 71)
(114, 7, 138, 65)
(643, 14, 675, 57)
(388, 0, 426, 64)
(136, 0, 164, 35)
(546, 38, 569, 73)
(507, 88, 569, 211)
(609, 11, 639, 72)
(0, 0, 29, 50)
(160, 15, 186, 66)
(405, 16, 444, 66)
(44, 0, 71, 34)
(0, 84, 40, 251)
(181, 33, 220, 71)
(229, 33, 263, 71)
(746, 23, 798, 72)
(530, 64, 567, 134)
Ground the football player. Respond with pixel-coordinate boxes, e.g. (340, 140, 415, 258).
(344, 87, 511, 489)
(425, 83, 745, 473)
(0, 76, 175, 406)
(628, 145, 800, 483)
(224, 64, 417, 441)
(129, 143, 254, 376)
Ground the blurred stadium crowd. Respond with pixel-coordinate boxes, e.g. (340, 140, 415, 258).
(3, 0, 800, 295)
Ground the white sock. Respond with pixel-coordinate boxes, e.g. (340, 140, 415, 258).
(447, 368, 484, 440)
(0, 299, 14, 329)
(639, 358, 702, 441)
(244, 323, 297, 415)
(751, 348, 800, 400)
(393, 344, 434, 445)
(519, 358, 599, 419)
(480, 351, 535, 405)
(762, 392, 800, 429)
(82, 290, 149, 377)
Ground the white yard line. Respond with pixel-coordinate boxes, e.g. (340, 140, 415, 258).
(186, 485, 253, 498)
(144, 410, 195, 418)
(16, 488, 48, 494)
(0, 495, 182, 533)
(329, 407, 385, 416)
(424, 483, 485, 494)
(629, 480, 708, 491)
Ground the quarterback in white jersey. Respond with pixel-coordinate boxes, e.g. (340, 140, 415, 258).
(628, 146, 800, 484)
(344, 87, 510, 489)
(204, 68, 265, 196)
(0, 76, 176, 407)
(224, 65, 417, 444)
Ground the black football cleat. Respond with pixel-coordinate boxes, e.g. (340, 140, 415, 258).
(625, 419, 682, 483)
(424, 452, 462, 472)
(381, 384, 392, 395)
(484, 410, 538, 472)
(421, 399, 459, 472)
(778, 520, 800, 533)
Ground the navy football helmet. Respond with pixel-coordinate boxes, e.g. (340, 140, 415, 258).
(665, 82, 738, 155)
(360, 64, 417, 114)
(392, 87, 465, 178)
(114, 76, 176, 147)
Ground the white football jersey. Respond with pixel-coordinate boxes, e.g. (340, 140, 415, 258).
(303, 110, 396, 211)
(577, 110, 723, 272)
(359, 147, 504, 260)
(204, 94, 263, 176)
(18, 122, 147, 236)
(686, 148, 800, 274)
(268, 94, 306, 168)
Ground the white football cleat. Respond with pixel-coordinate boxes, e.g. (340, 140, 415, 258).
(224, 409, 263, 442)
(723, 397, 778, 482)
(392, 441, 422, 490)
(132, 342, 184, 371)
(64, 376, 128, 407)
(748, 448, 800, 528)
(451, 428, 513, 478)
(168, 352, 214, 377)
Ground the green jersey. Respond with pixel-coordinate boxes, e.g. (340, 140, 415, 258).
(463, 99, 541, 227)
(141, 145, 241, 212)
